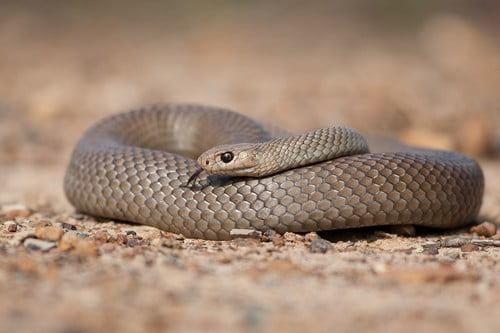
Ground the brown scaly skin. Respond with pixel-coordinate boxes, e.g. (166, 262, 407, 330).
(64, 104, 484, 240)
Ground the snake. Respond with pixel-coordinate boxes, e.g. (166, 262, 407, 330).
(64, 104, 484, 240)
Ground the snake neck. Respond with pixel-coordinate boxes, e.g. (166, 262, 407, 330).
(256, 126, 370, 176)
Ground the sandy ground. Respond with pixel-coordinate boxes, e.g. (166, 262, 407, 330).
(1, 2, 500, 332)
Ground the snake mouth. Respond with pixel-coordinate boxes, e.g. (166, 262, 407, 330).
(186, 168, 203, 187)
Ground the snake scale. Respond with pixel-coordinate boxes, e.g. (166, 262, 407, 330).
(64, 104, 484, 240)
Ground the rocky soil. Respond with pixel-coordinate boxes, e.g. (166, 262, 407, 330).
(1, 2, 499, 332)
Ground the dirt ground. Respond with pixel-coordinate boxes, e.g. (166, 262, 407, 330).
(1, 2, 500, 332)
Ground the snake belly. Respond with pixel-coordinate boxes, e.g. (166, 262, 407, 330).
(64, 104, 484, 240)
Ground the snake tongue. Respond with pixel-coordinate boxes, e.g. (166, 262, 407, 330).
(186, 168, 203, 187)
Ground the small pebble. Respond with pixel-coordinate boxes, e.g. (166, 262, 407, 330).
(73, 239, 99, 256)
(75, 231, 90, 238)
(35, 226, 64, 241)
(470, 222, 497, 237)
(157, 238, 182, 249)
(461, 243, 480, 252)
(283, 232, 304, 242)
(271, 234, 285, 247)
(94, 231, 108, 243)
(127, 238, 143, 247)
(7, 208, 32, 218)
(24, 238, 57, 251)
(2, 204, 31, 218)
(440, 249, 461, 261)
(231, 238, 260, 247)
(59, 233, 77, 251)
(230, 228, 262, 239)
(309, 238, 333, 253)
(29, 219, 52, 228)
(261, 229, 277, 242)
(150, 238, 162, 247)
(218, 257, 232, 264)
(126, 230, 137, 236)
(116, 233, 127, 244)
(422, 243, 440, 255)
(304, 232, 319, 242)
(61, 222, 77, 230)
(4, 221, 17, 232)
(60, 232, 99, 256)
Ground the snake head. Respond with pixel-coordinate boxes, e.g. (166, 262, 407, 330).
(196, 143, 261, 176)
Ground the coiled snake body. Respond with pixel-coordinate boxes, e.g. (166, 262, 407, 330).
(64, 104, 484, 240)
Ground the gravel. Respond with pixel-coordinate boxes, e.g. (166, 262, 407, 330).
(1, 4, 500, 332)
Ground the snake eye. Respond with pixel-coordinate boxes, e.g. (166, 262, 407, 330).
(220, 152, 234, 163)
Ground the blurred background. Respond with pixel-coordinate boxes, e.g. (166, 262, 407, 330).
(1, 3, 500, 332)
(1, 0, 499, 206)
